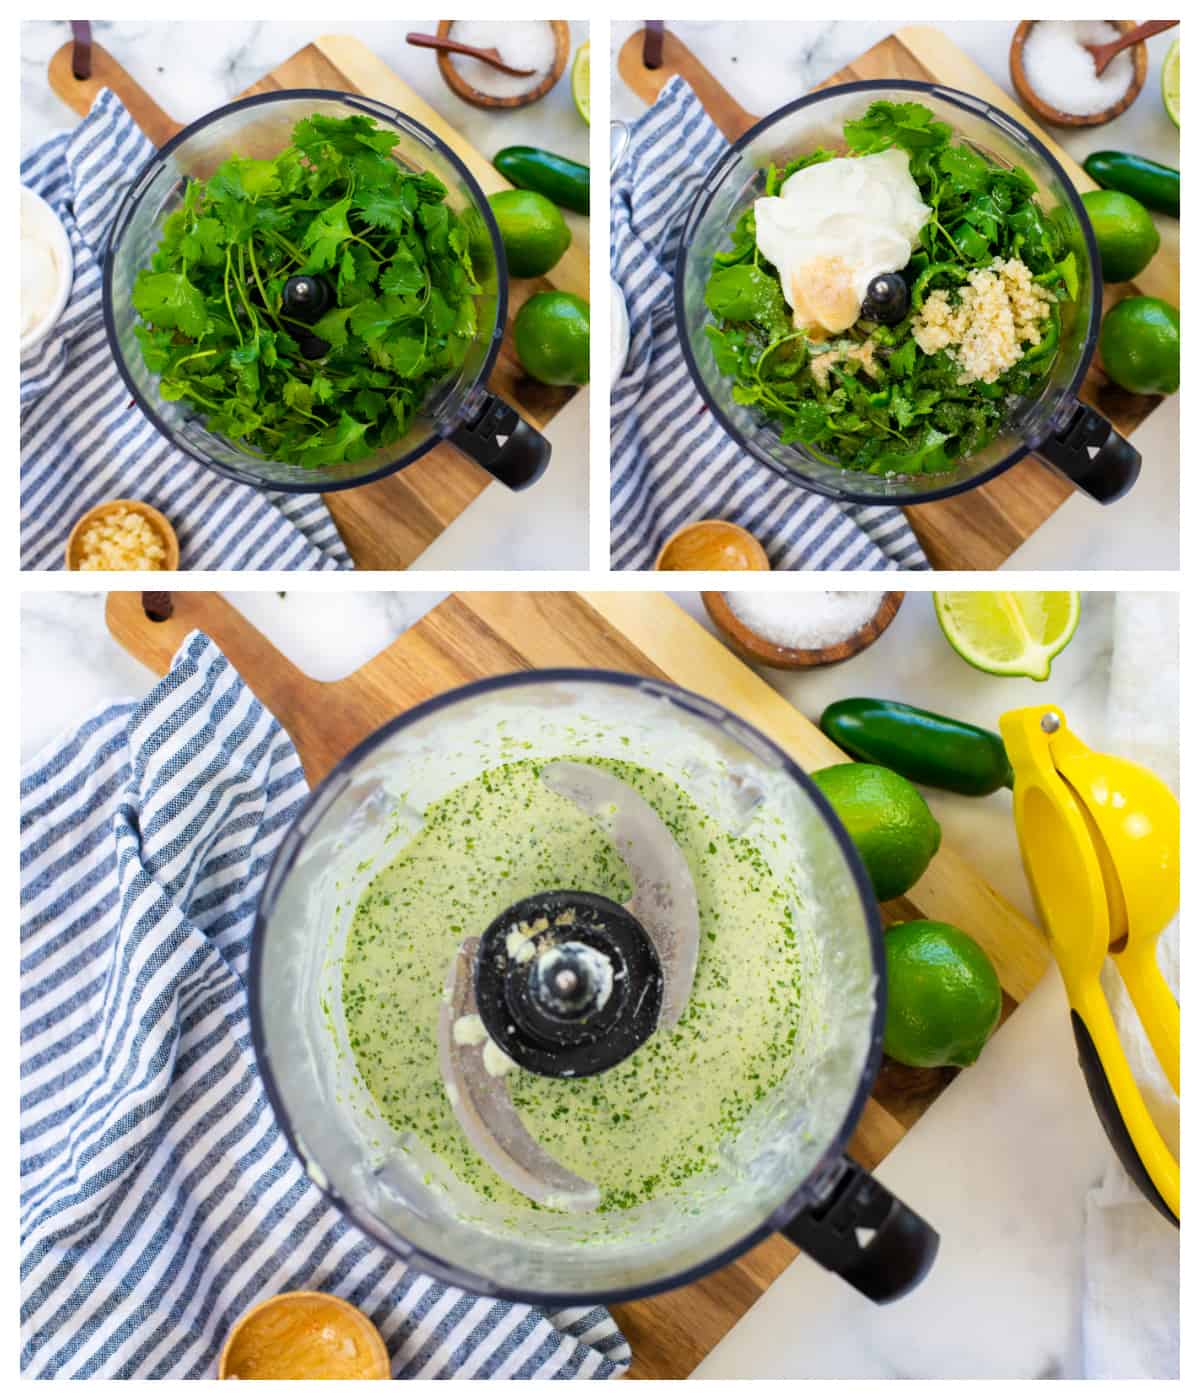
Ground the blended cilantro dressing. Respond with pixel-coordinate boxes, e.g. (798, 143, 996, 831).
(341, 756, 811, 1215)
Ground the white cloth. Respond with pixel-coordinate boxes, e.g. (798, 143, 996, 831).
(1081, 593, 1180, 1379)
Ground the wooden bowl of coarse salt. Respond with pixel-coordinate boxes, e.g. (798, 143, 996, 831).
(703, 591, 904, 670)
(1010, 20, 1147, 128)
(66, 499, 179, 572)
(436, 20, 570, 110)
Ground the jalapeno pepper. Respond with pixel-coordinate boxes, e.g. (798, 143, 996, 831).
(1083, 152, 1179, 219)
(493, 147, 590, 216)
(910, 261, 966, 310)
(820, 698, 1014, 796)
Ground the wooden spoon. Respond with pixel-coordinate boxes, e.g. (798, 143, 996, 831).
(406, 31, 535, 78)
(702, 591, 904, 671)
(1086, 19, 1177, 75)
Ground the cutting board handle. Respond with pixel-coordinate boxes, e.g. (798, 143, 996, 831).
(49, 36, 183, 147)
(105, 591, 357, 781)
(616, 25, 757, 142)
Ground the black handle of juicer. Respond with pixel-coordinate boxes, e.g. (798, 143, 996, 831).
(782, 1155, 939, 1303)
(1034, 398, 1141, 505)
(449, 391, 551, 492)
(1069, 1012, 1178, 1227)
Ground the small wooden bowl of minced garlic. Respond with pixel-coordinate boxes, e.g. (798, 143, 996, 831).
(66, 500, 179, 572)
(704, 591, 904, 670)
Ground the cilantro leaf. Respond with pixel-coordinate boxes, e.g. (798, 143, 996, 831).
(311, 305, 355, 348)
(379, 249, 426, 296)
(299, 411, 370, 468)
(208, 156, 282, 203)
(301, 197, 354, 270)
(354, 181, 415, 233)
(844, 101, 953, 155)
(292, 113, 399, 160)
(132, 271, 208, 338)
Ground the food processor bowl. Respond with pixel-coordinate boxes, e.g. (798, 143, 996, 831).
(675, 81, 1140, 507)
(104, 90, 548, 494)
(251, 670, 937, 1306)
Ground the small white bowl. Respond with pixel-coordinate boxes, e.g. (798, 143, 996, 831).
(21, 185, 74, 357)
(610, 276, 630, 386)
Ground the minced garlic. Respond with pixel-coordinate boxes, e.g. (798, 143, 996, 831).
(913, 257, 1051, 385)
(76, 508, 168, 571)
(809, 348, 842, 391)
(808, 337, 882, 390)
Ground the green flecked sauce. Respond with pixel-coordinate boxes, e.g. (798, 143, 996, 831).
(341, 757, 808, 1215)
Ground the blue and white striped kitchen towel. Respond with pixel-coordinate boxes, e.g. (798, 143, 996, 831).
(611, 78, 929, 572)
(19, 633, 631, 1379)
(20, 90, 351, 572)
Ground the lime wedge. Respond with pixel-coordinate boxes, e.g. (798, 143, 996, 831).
(572, 41, 590, 126)
(1162, 38, 1180, 127)
(933, 592, 1080, 682)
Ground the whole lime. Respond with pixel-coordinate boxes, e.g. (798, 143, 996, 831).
(514, 291, 590, 386)
(1099, 295, 1180, 396)
(1081, 189, 1160, 283)
(811, 764, 941, 903)
(883, 920, 1002, 1068)
(488, 189, 571, 278)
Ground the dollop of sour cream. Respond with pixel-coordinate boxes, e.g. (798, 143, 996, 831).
(754, 148, 930, 336)
(22, 189, 65, 341)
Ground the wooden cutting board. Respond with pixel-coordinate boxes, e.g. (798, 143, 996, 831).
(106, 588, 1049, 1378)
(618, 25, 1179, 571)
(49, 33, 589, 570)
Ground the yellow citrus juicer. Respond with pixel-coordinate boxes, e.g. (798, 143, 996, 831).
(1000, 704, 1179, 1224)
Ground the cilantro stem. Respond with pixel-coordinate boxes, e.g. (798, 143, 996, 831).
(223, 246, 243, 347)
(235, 247, 260, 331)
(246, 240, 280, 328)
(173, 384, 223, 412)
(268, 230, 306, 263)
(930, 214, 962, 258)
(172, 349, 218, 372)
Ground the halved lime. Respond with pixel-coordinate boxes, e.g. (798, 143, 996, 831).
(933, 592, 1080, 682)
(1162, 38, 1180, 128)
(572, 41, 590, 125)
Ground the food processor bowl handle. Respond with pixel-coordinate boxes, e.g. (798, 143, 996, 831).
(782, 1156, 939, 1304)
(1034, 398, 1141, 505)
(449, 391, 551, 491)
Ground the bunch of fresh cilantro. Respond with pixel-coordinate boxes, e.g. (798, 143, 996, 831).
(703, 100, 1078, 477)
(131, 113, 484, 469)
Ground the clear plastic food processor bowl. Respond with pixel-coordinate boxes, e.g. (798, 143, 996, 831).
(675, 81, 1139, 506)
(251, 672, 881, 1303)
(104, 91, 511, 493)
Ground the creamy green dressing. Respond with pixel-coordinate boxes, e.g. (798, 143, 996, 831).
(342, 757, 808, 1214)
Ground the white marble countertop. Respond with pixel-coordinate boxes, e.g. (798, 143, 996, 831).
(20, 20, 591, 572)
(611, 20, 1180, 571)
(19, 588, 1176, 1377)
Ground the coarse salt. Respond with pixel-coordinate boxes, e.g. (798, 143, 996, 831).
(726, 592, 885, 650)
(1022, 20, 1134, 117)
(448, 21, 556, 100)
